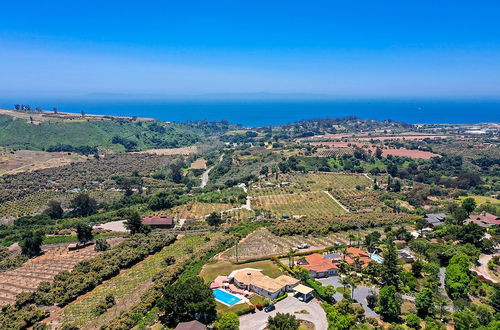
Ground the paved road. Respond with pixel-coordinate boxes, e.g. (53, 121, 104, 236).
(239, 296, 328, 330)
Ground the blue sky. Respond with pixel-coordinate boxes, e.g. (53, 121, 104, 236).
(1, 1, 499, 98)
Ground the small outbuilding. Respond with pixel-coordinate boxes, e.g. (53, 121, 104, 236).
(293, 284, 314, 302)
(142, 215, 175, 229)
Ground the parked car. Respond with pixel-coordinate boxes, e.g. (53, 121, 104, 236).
(264, 304, 275, 312)
(297, 243, 309, 249)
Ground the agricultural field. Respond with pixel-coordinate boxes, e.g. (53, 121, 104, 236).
(328, 189, 383, 212)
(250, 172, 372, 196)
(0, 153, 177, 203)
(190, 157, 207, 169)
(220, 226, 408, 261)
(314, 147, 355, 158)
(0, 190, 123, 224)
(49, 234, 208, 328)
(252, 191, 347, 219)
(0, 148, 85, 175)
(162, 201, 232, 219)
(429, 140, 500, 160)
(309, 142, 440, 159)
(0, 239, 122, 306)
(135, 145, 199, 156)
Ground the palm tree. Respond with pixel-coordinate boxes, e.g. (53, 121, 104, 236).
(350, 278, 357, 300)
(348, 232, 355, 246)
(287, 248, 295, 269)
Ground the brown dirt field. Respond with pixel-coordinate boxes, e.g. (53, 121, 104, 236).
(308, 142, 440, 159)
(0, 238, 122, 306)
(190, 158, 207, 169)
(380, 148, 440, 159)
(135, 145, 198, 155)
(0, 148, 86, 175)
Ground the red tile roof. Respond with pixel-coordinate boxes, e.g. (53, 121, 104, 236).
(346, 247, 369, 258)
(466, 212, 500, 227)
(142, 215, 174, 226)
(301, 253, 338, 273)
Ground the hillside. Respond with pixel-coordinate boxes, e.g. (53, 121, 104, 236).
(0, 113, 202, 152)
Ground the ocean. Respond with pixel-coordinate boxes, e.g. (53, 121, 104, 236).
(1, 99, 499, 126)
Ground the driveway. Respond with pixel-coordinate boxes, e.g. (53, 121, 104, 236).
(474, 254, 499, 283)
(318, 277, 379, 317)
(239, 296, 328, 330)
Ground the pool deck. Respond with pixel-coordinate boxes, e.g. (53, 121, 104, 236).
(213, 288, 249, 307)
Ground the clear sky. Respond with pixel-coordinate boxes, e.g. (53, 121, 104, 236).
(1, 1, 499, 99)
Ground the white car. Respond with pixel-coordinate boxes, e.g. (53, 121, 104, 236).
(297, 243, 309, 249)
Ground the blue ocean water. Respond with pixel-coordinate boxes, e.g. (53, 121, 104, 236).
(1, 99, 499, 126)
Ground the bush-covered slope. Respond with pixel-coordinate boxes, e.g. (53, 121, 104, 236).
(0, 115, 202, 151)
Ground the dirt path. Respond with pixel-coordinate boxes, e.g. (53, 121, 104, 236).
(323, 191, 350, 213)
(474, 254, 499, 283)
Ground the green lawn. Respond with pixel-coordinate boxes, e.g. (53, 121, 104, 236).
(457, 195, 499, 206)
(216, 295, 264, 314)
(200, 259, 284, 283)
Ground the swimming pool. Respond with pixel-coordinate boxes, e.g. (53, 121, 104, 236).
(213, 288, 242, 306)
(370, 254, 384, 264)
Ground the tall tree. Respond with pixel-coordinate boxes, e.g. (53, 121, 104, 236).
(206, 212, 223, 227)
(70, 193, 98, 217)
(20, 231, 44, 258)
(124, 211, 149, 234)
(415, 288, 434, 316)
(461, 197, 476, 215)
(45, 200, 64, 219)
(75, 223, 93, 244)
(158, 276, 216, 327)
(376, 285, 401, 321)
(382, 238, 400, 289)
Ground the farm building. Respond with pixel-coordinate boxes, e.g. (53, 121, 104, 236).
(230, 269, 299, 299)
(141, 215, 175, 228)
(465, 212, 500, 228)
(296, 253, 338, 278)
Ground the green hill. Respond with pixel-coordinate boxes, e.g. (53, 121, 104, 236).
(0, 114, 202, 152)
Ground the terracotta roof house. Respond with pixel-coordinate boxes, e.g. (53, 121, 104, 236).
(231, 269, 299, 299)
(297, 253, 338, 278)
(142, 215, 175, 228)
(343, 247, 373, 269)
(174, 320, 206, 330)
(465, 212, 500, 228)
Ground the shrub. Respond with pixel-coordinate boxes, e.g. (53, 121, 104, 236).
(405, 313, 421, 329)
(94, 238, 110, 251)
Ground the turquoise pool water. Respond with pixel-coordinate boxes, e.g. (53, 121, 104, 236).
(213, 288, 241, 306)
(370, 254, 384, 263)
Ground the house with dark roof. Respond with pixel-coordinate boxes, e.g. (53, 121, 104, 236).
(425, 213, 446, 227)
(465, 212, 500, 228)
(297, 253, 338, 278)
(142, 215, 175, 228)
(174, 320, 206, 330)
